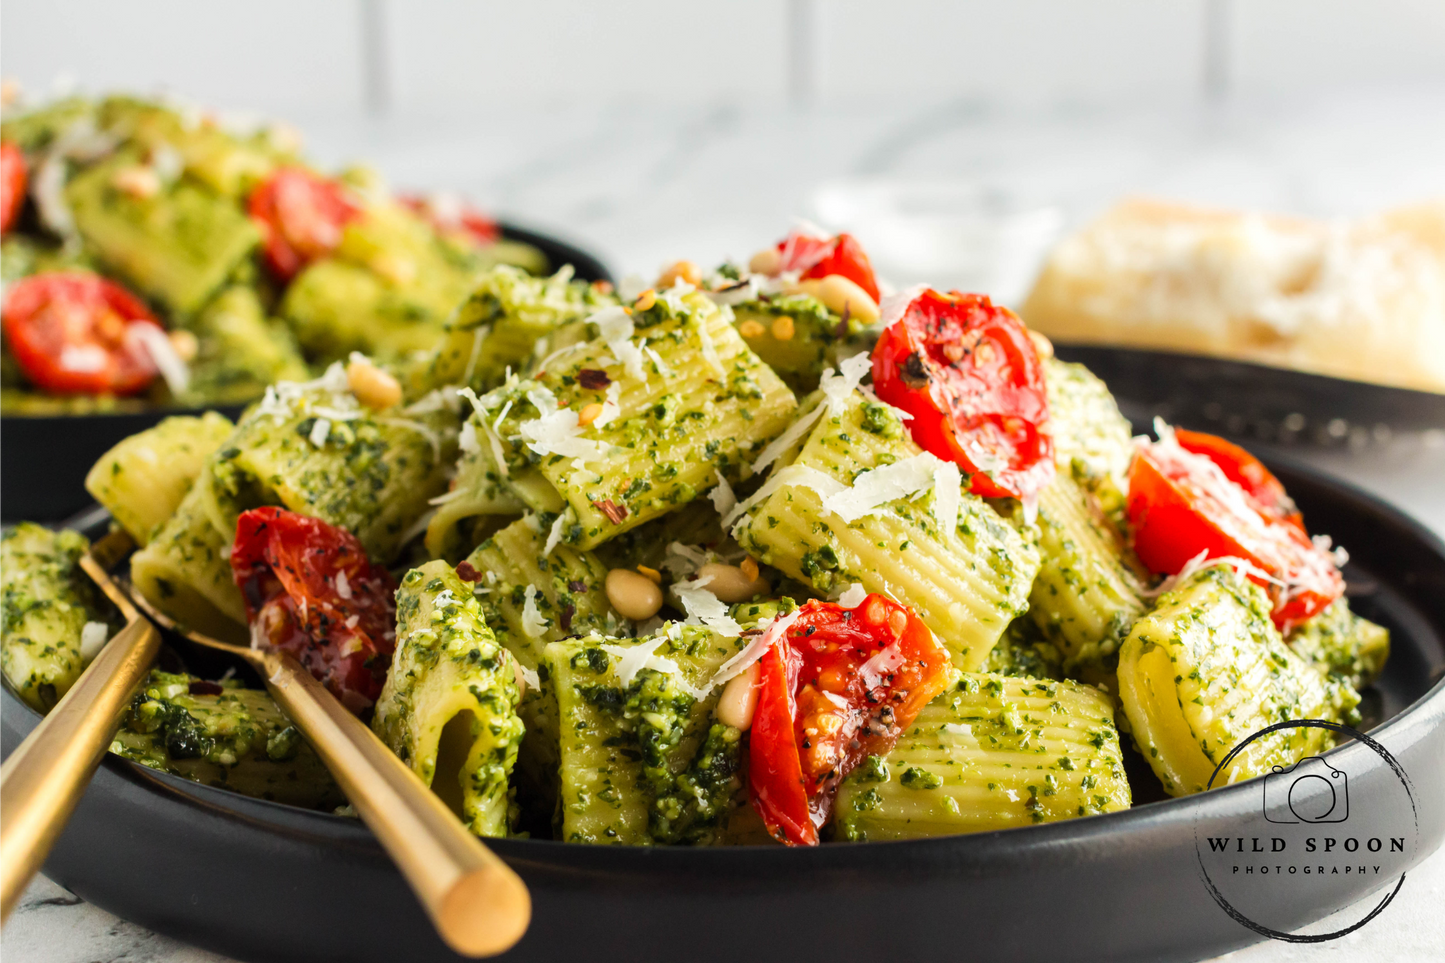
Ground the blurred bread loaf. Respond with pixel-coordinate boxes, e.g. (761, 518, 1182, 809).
(1020, 198, 1445, 393)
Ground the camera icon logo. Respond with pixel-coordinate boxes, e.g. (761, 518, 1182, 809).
(1262, 756, 1349, 824)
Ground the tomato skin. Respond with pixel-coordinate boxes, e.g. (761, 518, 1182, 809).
(1, 142, 25, 235)
(231, 507, 398, 713)
(748, 596, 952, 846)
(1127, 440, 1343, 633)
(870, 289, 1054, 501)
(398, 193, 500, 247)
(750, 638, 815, 845)
(248, 167, 360, 282)
(777, 230, 881, 303)
(2, 272, 161, 395)
(1174, 429, 1303, 529)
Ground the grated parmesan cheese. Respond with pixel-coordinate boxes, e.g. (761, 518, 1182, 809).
(708, 470, 737, 517)
(521, 585, 549, 637)
(544, 510, 570, 557)
(751, 353, 872, 474)
(821, 453, 946, 523)
(703, 610, 799, 692)
(130, 324, 190, 396)
(931, 461, 962, 541)
(590, 305, 648, 382)
(878, 284, 928, 329)
(599, 636, 708, 699)
(722, 463, 845, 531)
(858, 643, 907, 691)
(672, 574, 743, 638)
(834, 583, 868, 609)
(695, 313, 726, 378)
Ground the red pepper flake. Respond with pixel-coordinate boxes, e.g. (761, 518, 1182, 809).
(456, 560, 483, 582)
(560, 603, 575, 633)
(577, 368, 611, 390)
(593, 499, 628, 524)
(567, 579, 587, 592)
(188, 680, 224, 696)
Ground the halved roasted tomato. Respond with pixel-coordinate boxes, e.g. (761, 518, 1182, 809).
(871, 289, 1053, 501)
(1128, 431, 1343, 633)
(2, 272, 161, 395)
(749, 595, 951, 846)
(248, 167, 360, 282)
(231, 507, 398, 713)
(1, 141, 26, 235)
(776, 229, 881, 302)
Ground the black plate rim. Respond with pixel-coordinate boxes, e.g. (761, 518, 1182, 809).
(6, 451, 1443, 867)
(1050, 340, 1445, 404)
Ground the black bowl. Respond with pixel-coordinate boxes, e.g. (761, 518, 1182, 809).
(0, 223, 613, 523)
(2, 455, 1442, 963)
(1053, 344, 1445, 445)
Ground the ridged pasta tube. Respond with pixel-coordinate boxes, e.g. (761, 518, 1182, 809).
(130, 481, 247, 641)
(736, 392, 1039, 670)
(373, 561, 525, 838)
(1028, 470, 1147, 680)
(545, 624, 750, 845)
(461, 515, 620, 804)
(475, 291, 797, 550)
(1117, 563, 1350, 797)
(834, 672, 1130, 841)
(1, 525, 118, 712)
(85, 411, 235, 546)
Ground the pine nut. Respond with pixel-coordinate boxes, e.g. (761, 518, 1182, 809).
(636, 564, 662, 584)
(606, 568, 663, 621)
(738, 319, 766, 339)
(696, 562, 769, 603)
(167, 329, 199, 362)
(113, 166, 161, 199)
(347, 357, 402, 410)
(819, 274, 880, 323)
(770, 315, 795, 341)
(1027, 329, 1054, 359)
(748, 247, 782, 275)
(657, 260, 702, 289)
(716, 662, 761, 730)
(634, 288, 657, 312)
(578, 402, 604, 427)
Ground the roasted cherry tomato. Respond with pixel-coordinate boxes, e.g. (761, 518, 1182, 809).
(870, 289, 1054, 501)
(1128, 434, 1343, 633)
(1, 141, 25, 235)
(399, 192, 500, 247)
(231, 507, 398, 713)
(1, 272, 161, 395)
(776, 230, 880, 302)
(749, 595, 951, 846)
(248, 167, 360, 282)
(1174, 428, 1303, 530)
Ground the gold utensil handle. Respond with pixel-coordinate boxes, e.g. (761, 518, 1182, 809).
(255, 651, 530, 957)
(0, 617, 160, 923)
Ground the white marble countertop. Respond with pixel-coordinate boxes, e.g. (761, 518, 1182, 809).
(4, 89, 1444, 962)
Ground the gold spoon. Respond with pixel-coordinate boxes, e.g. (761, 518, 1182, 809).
(3, 529, 531, 956)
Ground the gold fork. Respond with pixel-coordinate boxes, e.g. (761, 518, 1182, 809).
(0, 529, 530, 956)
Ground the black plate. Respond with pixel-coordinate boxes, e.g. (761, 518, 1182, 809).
(0, 223, 613, 523)
(1053, 344, 1445, 445)
(2, 455, 1442, 963)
